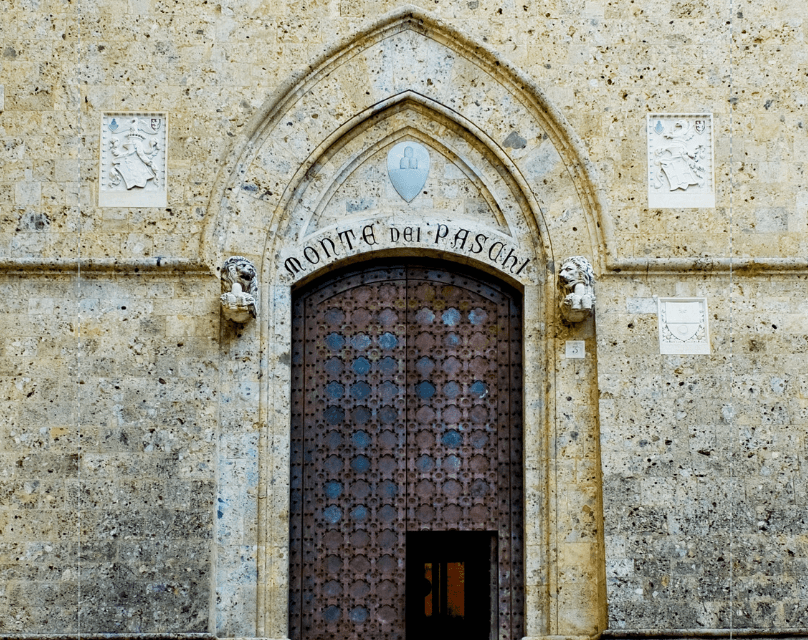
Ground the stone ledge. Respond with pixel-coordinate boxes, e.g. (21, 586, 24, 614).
(0, 258, 213, 276)
(4, 256, 807, 277)
(4, 256, 808, 277)
(523, 635, 599, 640)
(0, 635, 217, 640)
(602, 630, 808, 639)
(605, 257, 808, 274)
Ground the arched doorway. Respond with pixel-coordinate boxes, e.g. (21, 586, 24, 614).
(289, 260, 524, 640)
(205, 11, 608, 637)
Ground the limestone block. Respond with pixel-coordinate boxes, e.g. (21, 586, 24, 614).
(15, 180, 41, 206)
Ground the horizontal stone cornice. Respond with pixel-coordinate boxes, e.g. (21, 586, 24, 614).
(0, 258, 213, 276)
(604, 257, 808, 275)
(0, 635, 217, 640)
(602, 629, 808, 639)
(3, 256, 808, 278)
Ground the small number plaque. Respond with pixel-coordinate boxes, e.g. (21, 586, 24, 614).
(565, 340, 585, 359)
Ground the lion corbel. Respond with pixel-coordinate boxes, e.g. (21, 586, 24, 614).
(558, 256, 595, 323)
(220, 256, 258, 323)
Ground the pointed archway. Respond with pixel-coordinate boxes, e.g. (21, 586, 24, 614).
(205, 7, 608, 639)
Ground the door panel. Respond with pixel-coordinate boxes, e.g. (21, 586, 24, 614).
(290, 262, 523, 640)
(405, 270, 503, 531)
(291, 267, 409, 640)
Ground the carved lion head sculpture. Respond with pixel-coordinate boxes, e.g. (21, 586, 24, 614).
(558, 256, 595, 323)
(558, 256, 595, 293)
(221, 256, 259, 301)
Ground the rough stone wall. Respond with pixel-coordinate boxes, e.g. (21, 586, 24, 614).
(0, 274, 218, 633)
(0, 275, 79, 632)
(598, 274, 808, 629)
(554, 311, 605, 634)
(3, 0, 804, 267)
(216, 312, 261, 637)
(1, 0, 807, 636)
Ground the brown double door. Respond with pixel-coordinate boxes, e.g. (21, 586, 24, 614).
(290, 262, 523, 640)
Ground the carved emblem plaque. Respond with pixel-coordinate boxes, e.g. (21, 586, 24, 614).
(387, 141, 430, 203)
(99, 113, 167, 207)
(647, 114, 714, 209)
(657, 297, 710, 354)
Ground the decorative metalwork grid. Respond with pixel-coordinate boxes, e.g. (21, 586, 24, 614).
(290, 263, 523, 640)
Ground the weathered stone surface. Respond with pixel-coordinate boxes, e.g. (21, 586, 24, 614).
(0, 0, 807, 637)
(0, 274, 217, 633)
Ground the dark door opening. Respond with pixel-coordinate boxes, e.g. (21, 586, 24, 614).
(406, 531, 496, 640)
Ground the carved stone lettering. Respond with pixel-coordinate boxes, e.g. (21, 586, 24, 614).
(501, 247, 519, 272)
(284, 222, 532, 282)
(285, 257, 303, 275)
(434, 224, 449, 244)
(471, 233, 488, 254)
(338, 229, 356, 250)
(488, 241, 505, 262)
(453, 228, 470, 249)
(318, 237, 338, 258)
(361, 224, 377, 246)
(515, 258, 531, 274)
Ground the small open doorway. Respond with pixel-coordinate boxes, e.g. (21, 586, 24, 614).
(406, 531, 497, 640)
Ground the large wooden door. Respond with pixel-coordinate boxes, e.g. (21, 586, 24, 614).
(289, 262, 523, 640)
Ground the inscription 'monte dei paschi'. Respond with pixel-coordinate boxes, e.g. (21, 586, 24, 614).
(283, 222, 531, 278)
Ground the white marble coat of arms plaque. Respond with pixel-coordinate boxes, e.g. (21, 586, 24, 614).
(387, 141, 430, 203)
(657, 297, 710, 354)
(99, 113, 167, 207)
(647, 114, 715, 209)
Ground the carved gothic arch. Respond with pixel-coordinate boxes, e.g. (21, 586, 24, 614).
(201, 5, 610, 271)
(269, 93, 548, 289)
(207, 6, 607, 640)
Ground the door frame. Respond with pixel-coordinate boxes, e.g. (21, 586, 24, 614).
(249, 246, 554, 637)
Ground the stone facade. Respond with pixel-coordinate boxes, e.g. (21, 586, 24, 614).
(0, 0, 807, 639)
